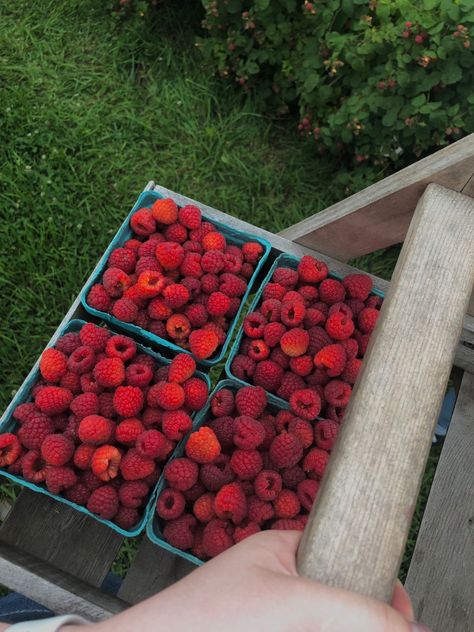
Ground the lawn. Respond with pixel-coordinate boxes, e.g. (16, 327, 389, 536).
(0, 0, 439, 582)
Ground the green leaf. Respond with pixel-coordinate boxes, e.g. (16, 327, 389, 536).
(467, 94, 474, 104)
(424, 0, 439, 8)
(226, 0, 242, 12)
(382, 109, 398, 126)
(411, 94, 426, 107)
(255, 0, 271, 10)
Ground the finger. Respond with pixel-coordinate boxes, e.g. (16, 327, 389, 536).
(392, 579, 415, 621)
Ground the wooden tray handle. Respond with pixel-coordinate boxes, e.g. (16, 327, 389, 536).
(296, 183, 474, 601)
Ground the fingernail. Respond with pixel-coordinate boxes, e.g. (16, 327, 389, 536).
(411, 624, 433, 632)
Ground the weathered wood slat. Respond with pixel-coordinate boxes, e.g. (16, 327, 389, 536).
(0, 490, 123, 586)
(296, 184, 474, 601)
(118, 539, 194, 604)
(405, 372, 474, 632)
(278, 134, 474, 261)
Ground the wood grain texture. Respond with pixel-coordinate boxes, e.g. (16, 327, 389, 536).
(296, 183, 474, 601)
(0, 542, 125, 621)
(118, 539, 194, 604)
(405, 372, 474, 632)
(279, 133, 474, 260)
(0, 490, 123, 586)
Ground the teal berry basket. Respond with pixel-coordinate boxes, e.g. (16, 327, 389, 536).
(146, 378, 290, 566)
(225, 252, 385, 409)
(0, 318, 211, 538)
(81, 189, 272, 367)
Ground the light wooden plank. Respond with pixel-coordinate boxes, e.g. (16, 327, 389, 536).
(118, 539, 194, 604)
(0, 490, 123, 586)
(405, 372, 474, 632)
(0, 542, 125, 621)
(279, 134, 474, 260)
(296, 184, 474, 601)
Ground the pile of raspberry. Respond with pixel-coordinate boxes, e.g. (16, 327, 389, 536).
(230, 256, 382, 423)
(0, 323, 209, 531)
(86, 197, 265, 360)
(156, 384, 339, 560)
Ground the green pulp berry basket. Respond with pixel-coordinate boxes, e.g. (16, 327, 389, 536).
(225, 253, 385, 409)
(81, 190, 271, 367)
(0, 319, 211, 538)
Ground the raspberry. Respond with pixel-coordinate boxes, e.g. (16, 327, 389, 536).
(60, 371, 82, 394)
(340, 337, 359, 360)
(164, 514, 197, 551)
(340, 357, 362, 384)
(325, 311, 355, 340)
(326, 405, 346, 424)
(200, 455, 235, 491)
(202, 518, 233, 557)
(247, 496, 274, 525)
(280, 328, 309, 357)
(272, 267, 298, 288)
(219, 273, 246, 297)
(45, 466, 77, 494)
(307, 326, 332, 355)
(115, 418, 145, 445)
(105, 338, 135, 366)
(299, 285, 319, 305)
(155, 242, 184, 270)
(164, 314, 190, 341)
(124, 238, 141, 252)
(230, 449, 262, 480)
(343, 273, 373, 301)
(79, 323, 110, 351)
(345, 299, 365, 317)
(231, 355, 256, 381)
(33, 387, 71, 417)
(115, 506, 140, 531)
(87, 285, 112, 312)
(297, 256, 328, 283)
(179, 204, 202, 229)
(186, 427, 221, 464)
(211, 388, 234, 417)
(281, 465, 306, 489)
(182, 377, 208, 410)
(273, 410, 293, 433)
(131, 207, 156, 236)
(165, 222, 187, 244)
(260, 299, 281, 323)
(271, 517, 306, 531)
(40, 348, 68, 382)
(157, 488, 186, 520)
(200, 250, 224, 275)
(119, 481, 149, 509)
(108, 247, 136, 274)
(269, 432, 303, 470)
(234, 386, 267, 418)
(185, 304, 208, 328)
(237, 242, 260, 265)
(206, 292, 230, 317)
(134, 352, 157, 370)
(283, 290, 305, 305)
(297, 479, 319, 511)
(234, 521, 261, 543)
(329, 301, 353, 319)
(254, 470, 282, 501)
(103, 267, 131, 298)
(289, 355, 314, 377)
(164, 457, 199, 491)
(314, 344, 346, 377)
(193, 492, 216, 522)
(273, 489, 300, 519)
(73, 444, 96, 470)
(81, 471, 103, 491)
(319, 279, 346, 305)
(262, 282, 286, 301)
(203, 322, 226, 346)
(289, 389, 321, 420)
(303, 448, 329, 480)
(358, 307, 379, 334)
(288, 418, 314, 449)
(113, 386, 144, 417)
(162, 410, 192, 441)
(206, 417, 233, 451)
(304, 308, 325, 328)
(180, 253, 203, 279)
(12, 403, 37, 425)
(120, 449, 155, 481)
(135, 257, 161, 275)
(270, 348, 291, 371)
(189, 329, 219, 360)
(67, 346, 96, 375)
(65, 483, 91, 506)
(125, 363, 153, 388)
(253, 360, 284, 392)
(214, 482, 247, 525)
(324, 380, 352, 407)
(111, 298, 138, 323)
(243, 314, 266, 342)
(87, 485, 119, 520)
(366, 294, 383, 310)
(281, 301, 305, 327)
(151, 197, 178, 224)
(314, 419, 339, 450)
(40, 434, 74, 466)
(21, 451, 46, 482)
(91, 445, 121, 481)
(233, 416, 265, 450)
(78, 414, 114, 445)
(352, 330, 370, 356)
(150, 382, 185, 411)
(223, 252, 242, 274)
(163, 283, 190, 310)
(260, 417, 277, 450)
(136, 272, 166, 301)
(0, 434, 21, 467)
(202, 231, 226, 252)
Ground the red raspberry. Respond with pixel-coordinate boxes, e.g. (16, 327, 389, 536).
(304, 308, 325, 328)
(343, 273, 373, 301)
(0, 434, 22, 467)
(65, 483, 91, 506)
(79, 323, 110, 351)
(262, 282, 286, 301)
(280, 328, 309, 357)
(201, 250, 225, 274)
(115, 506, 140, 531)
(73, 444, 96, 470)
(340, 337, 359, 360)
(297, 479, 320, 511)
(288, 418, 313, 449)
(34, 386, 73, 416)
(312, 302, 331, 317)
(307, 326, 332, 355)
(124, 238, 141, 251)
(163, 283, 190, 309)
(200, 455, 234, 491)
(119, 480, 149, 508)
(247, 496, 274, 525)
(105, 335, 136, 361)
(40, 348, 68, 382)
(125, 363, 153, 388)
(166, 314, 191, 340)
(297, 255, 328, 283)
(92, 445, 122, 481)
(108, 247, 136, 274)
(281, 301, 305, 327)
(164, 222, 187, 244)
(254, 470, 282, 501)
(202, 231, 226, 252)
(21, 450, 46, 482)
(183, 377, 209, 410)
(235, 386, 267, 418)
(87, 284, 112, 312)
(78, 415, 114, 445)
(202, 518, 233, 557)
(326, 405, 346, 424)
(358, 307, 379, 334)
(314, 344, 346, 377)
(289, 355, 314, 377)
(87, 485, 119, 520)
(113, 386, 144, 417)
(203, 322, 226, 346)
(136, 271, 166, 299)
(208, 417, 234, 450)
(341, 358, 362, 384)
(189, 329, 219, 360)
(324, 380, 352, 407)
(325, 312, 355, 340)
(346, 298, 365, 317)
(273, 489, 300, 519)
(200, 273, 219, 295)
(352, 329, 371, 356)
(68, 346, 96, 374)
(112, 297, 138, 323)
(261, 299, 282, 322)
(130, 207, 156, 236)
(262, 322, 286, 348)
(223, 252, 242, 274)
(155, 242, 185, 270)
(289, 389, 321, 420)
(283, 290, 305, 305)
(185, 303, 208, 328)
(40, 434, 74, 466)
(60, 371, 82, 394)
(120, 448, 155, 481)
(319, 279, 345, 305)
(231, 354, 256, 381)
(80, 471, 102, 491)
(233, 416, 265, 450)
(366, 295, 383, 310)
(272, 267, 298, 288)
(162, 410, 192, 441)
(271, 517, 306, 531)
(207, 292, 231, 317)
(92, 358, 124, 389)
(234, 521, 260, 543)
(211, 388, 234, 417)
(299, 285, 319, 305)
(45, 466, 77, 494)
(164, 514, 197, 551)
(269, 433, 303, 469)
(314, 419, 339, 450)
(147, 297, 171, 321)
(214, 482, 247, 525)
(329, 301, 353, 319)
(186, 427, 221, 464)
(193, 492, 216, 522)
(241, 242, 263, 264)
(219, 273, 246, 297)
(103, 267, 131, 298)
(12, 403, 37, 425)
(273, 410, 294, 433)
(230, 449, 263, 480)
(179, 204, 202, 229)
(253, 360, 284, 392)
(55, 332, 81, 355)
(180, 252, 203, 278)
(135, 257, 162, 276)
(260, 417, 277, 450)
(151, 197, 178, 224)
(164, 457, 199, 491)
(148, 382, 185, 410)
(156, 488, 185, 520)
(281, 465, 305, 489)
(303, 448, 329, 479)
(116, 418, 145, 445)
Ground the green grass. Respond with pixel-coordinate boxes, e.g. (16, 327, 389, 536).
(0, 0, 441, 584)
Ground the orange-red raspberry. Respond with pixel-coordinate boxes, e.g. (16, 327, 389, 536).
(253, 360, 284, 393)
(303, 447, 329, 480)
(281, 301, 305, 327)
(219, 273, 247, 297)
(113, 386, 144, 417)
(202, 231, 226, 252)
(241, 242, 263, 264)
(40, 348, 68, 382)
(149, 382, 185, 411)
(289, 355, 314, 377)
(73, 444, 96, 470)
(163, 283, 190, 309)
(105, 335, 136, 361)
(119, 480, 149, 508)
(247, 496, 274, 525)
(280, 328, 309, 357)
(35, 386, 73, 416)
(103, 267, 131, 298)
(288, 418, 314, 449)
(324, 380, 352, 407)
(148, 297, 172, 320)
(120, 448, 155, 481)
(325, 311, 355, 340)
(0, 434, 22, 467)
(297, 478, 320, 511)
(202, 518, 233, 557)
(40, 434, 74, 466)
(343, 273, 373, 301)
(233, 416, 265, 450)
(201, 250, 225, 274)
(203, 322, 226, 346)
(314, 419, 339, 451)
(108, 247, 136, 274)
(211, 388, 234, 417)
(314, 344, 346, 377)
(189, 329, 219, 360)
(79, 323, 110, 351)
(162, 410, 192, 441)
(179, 204, 202, 229)
(156, 488, 186, 520)
(273, 489, 300, 519)
(135, 270, 165, 299)
(269, 432, 303, 469)
(87, 284, 112, 312)
(78, 415, 114, 445)
(254, 470, 282, 501)
(297, 255, 328, 283)
(151, 197, 178, 224)
(115, 418, 145, 446)
(289, 389, 321, 420)
(92, 445, 122, 481)
(207, 291, 231, 317)
(45, 466, 77, 495)
(248, 339, 270, 361)
(214, 482, 247, 525)
(186, 427, 221, 464)
(168, 354, 197, 386)
(93, 358, 125, 389)
(164, 457, 199, 491)
(183, 377, 209, 410)
(126, 363, 153, 388)
(341, 357, 362, 384)
(130, 207, 156, 236)
(319, 278, 345, 305)
(115, 506, 140, 531)
(235, 385, 267, 418)
(358, 307, 379, 334)
(87, 485, 119, 520)
(155, 242, 185, 270)
(230, 449, 263, 480)
(193, 492, 215, 522)
(165, 314, 191, 341)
